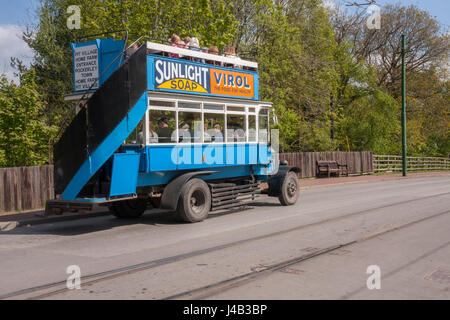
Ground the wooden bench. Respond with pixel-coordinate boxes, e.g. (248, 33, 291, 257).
(316, 160, 348, 178)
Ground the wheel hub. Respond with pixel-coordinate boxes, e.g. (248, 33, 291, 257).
(287, 179, 297, 197)
(190, 189, 206, 213)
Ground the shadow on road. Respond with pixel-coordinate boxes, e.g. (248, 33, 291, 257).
(0, 202, 277, 236)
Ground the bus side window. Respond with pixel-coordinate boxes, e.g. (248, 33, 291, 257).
(204, 113, 224, 143)
(227, 114, 245, 142)
(248, 114, 256, 142)
(125, 118, 145, 145)
(148, 110, 176, 143)
(178, 111, 201, 143)
(258, 109, 269, 143)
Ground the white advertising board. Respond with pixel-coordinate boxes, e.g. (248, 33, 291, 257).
(73, 44, 99, 91)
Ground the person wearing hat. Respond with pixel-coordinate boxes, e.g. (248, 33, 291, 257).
(187, 37, 202, 62)
(178, 121, 192, 143)
(223, 45, 243, 69)
(157, 117, 171, 143)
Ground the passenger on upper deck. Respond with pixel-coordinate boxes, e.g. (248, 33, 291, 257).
(169, 34, 185, 58)
(223, 45, 242, 69)
(187, 37, 202, 62)
(207, 45, 220, 65)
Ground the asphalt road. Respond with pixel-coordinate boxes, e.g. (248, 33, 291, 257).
(0, 176, 449, 300)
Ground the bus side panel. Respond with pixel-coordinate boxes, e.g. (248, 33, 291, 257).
(147, 145, 178, 171)
(248, 144, 258, 164)
(258, 143, 270, 164)
(136, 165, 257, 187)
(109, 152, 140, 196)
(139, 143, 273, 187)
(146, 143, 261, 172)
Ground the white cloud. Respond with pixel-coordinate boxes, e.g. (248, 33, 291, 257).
(322, 0, 337, 11)
(0, 24, 34, 82)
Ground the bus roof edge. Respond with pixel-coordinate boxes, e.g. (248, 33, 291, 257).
(146, 41, 258, 70)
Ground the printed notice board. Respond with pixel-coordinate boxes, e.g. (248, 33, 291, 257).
(71, 38, 125, 93)
(73, 44, 99, 91)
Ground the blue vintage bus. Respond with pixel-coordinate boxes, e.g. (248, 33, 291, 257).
(46, 37, 300, 222)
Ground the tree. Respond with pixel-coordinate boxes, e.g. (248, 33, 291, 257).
(332, 4, 449, 93)
(331, 3, 449, 156)
(403, 67, 450, 156)
(20, 0, 237, 163)
(0, 69, 57, 167)
(7, 0, 448, 161)
(232, 0, 340, 152)
(336, 88, 400, 154)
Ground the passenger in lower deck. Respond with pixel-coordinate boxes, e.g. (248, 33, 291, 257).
(148, 120, 158, 143)
(213, 124, 224, 142)
(138, 119, 158, 144)
(178, 121, 193, 143)
(157, 118, 172, 142)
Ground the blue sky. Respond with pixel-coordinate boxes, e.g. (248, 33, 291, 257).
(1, 0, 448, 26)
(0, 0, 39, 26)
(333, 0, 450, 27)
(0, 0, 449, 81)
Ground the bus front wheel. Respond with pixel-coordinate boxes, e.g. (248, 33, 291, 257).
(177, 178, 211, 223)
(278, 171, 299, 206)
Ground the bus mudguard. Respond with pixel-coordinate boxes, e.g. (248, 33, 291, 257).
(268, 166, 300, 197)
(160, 171, 217, 211)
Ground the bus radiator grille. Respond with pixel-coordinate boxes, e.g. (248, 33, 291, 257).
(209, 181, 260, 211)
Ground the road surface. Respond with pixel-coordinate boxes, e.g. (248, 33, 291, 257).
(0, 175, 449, 299)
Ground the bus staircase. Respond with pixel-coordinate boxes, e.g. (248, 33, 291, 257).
(46, 45, 148, 214)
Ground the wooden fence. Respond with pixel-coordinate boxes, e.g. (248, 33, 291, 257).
(373, 155, 450, 172)
(279, 151, 374, 178)
(0, 166, 54, 214)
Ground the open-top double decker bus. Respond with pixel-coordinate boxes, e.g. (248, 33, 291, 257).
(46, 37, 300, 222)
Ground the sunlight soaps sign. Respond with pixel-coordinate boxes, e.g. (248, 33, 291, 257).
(151, 56, 258, 100)
(73, 44, 99, 91)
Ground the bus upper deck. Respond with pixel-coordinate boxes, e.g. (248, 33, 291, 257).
(67, 39, 259, 102)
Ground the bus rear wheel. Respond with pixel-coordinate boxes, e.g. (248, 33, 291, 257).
(278, 171, 299, 206)
(109, 198, 147, 219)
(177, 178, 211, 223)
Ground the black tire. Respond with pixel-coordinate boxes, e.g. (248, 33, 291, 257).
(109, 198, 148, 219)
(177, 178, 211, 223)
(278, 171, 299, 206)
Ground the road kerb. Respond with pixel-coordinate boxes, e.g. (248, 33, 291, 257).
(0, 211, 111, 232)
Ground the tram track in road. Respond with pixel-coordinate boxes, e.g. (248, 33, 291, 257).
(164, 209, 450, 300)
(1, 191, 449, 300)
